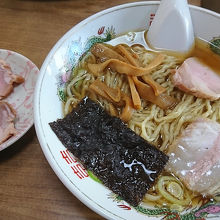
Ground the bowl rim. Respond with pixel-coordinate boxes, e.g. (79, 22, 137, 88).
(34, 1, 220, 219)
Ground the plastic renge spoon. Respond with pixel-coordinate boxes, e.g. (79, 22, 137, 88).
(108, 0, 194, 54)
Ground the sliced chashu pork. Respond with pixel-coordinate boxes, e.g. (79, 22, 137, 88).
(166, 118, 220, 196)
(0, 59, 24, 99)
(172, 57, 220, 100)
(0, 101, 17, 144)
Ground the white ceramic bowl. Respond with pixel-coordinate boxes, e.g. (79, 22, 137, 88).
(34, 2, 220, 220)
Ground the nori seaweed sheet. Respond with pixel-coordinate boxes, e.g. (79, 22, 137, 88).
(49, 97, 169, 207)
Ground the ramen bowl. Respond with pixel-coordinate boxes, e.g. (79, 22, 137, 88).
(34, 2, 220, 220)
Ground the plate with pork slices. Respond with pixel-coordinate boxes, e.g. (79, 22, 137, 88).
(0, 49, 39, 151)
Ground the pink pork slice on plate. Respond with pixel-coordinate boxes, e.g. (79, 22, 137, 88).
(166, 118, 220, 196)
(172, 57, 220, 100)
(0, 59, 24, 100)
(0, 101, 17, 144)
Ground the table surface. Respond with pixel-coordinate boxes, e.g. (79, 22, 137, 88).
(0, 0, 212, 219)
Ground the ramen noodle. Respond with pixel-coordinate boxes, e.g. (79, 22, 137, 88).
(63, 41, 220, 210)
(64, 45, 220, 150)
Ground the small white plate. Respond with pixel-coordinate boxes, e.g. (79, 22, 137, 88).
(0, 49, 39, 151)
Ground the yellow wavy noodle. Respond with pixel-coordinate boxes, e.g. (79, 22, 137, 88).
(64, 48, 220, 152)
(63, 46, 220, 210)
